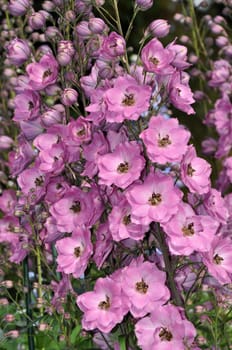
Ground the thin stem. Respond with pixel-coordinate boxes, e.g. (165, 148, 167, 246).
(125, 6, 139, 42)
(23, 256, 35, 350)
(154, 225, 184, 307)
(36, 245, 44, 316)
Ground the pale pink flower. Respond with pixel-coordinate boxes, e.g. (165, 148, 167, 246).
(121, 258, 170, 317)
(140, 115, 191, 164)
(97, 141, 145, 189)
(181, 145, 211, 195)
(126, 171, 182, 225)
(77, 277, 129, 333)
(56, 227, 92, 278)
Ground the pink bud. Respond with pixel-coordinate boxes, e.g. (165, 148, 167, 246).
(147, 19, 170, 38)
(76, 21, 91, 39)
(0, 136, 14, 150)
(215, 36, 229, 48)
(29, 11, 46, 30)
(136, 0, 153, 10)
(8, 0, 31, 16)
(88, 17, 106, 34)
(61, 88, 78, 106)
(6, 38, 31, 66)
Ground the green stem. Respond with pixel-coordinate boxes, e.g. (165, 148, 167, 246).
(23, 256, 35, 350)
(36, 246, 43, 316)
(125, 6, 139, 42)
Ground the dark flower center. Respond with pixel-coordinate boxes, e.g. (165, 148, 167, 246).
(122, 93, 135, 106)
(98, 295, 111, 310)
(159, 327, 173, 342)
(136, 279, 148, 294)
(117, 162, 129, 173)
(213, 254, 224, 265)
(28, 101, 34, 110)
(182, 222, 195, 236)
(158, 134, 172, 147)
(43, 69, 52, 79)
(76, 128, 86, 137)
(148, 192, 162, 206)
(187, 164, 195, 176)
(70, 200, 81, 213)
(150, 57, 160, 66)
(74, 246, 81, 258)
(123, 214, 131, 225)
(35, 176, 44, 187)
(56, 183, 63, 189)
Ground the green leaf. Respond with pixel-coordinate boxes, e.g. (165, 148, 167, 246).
(70, 324, 82, 345)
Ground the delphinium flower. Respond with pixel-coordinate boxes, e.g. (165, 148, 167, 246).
(135, 304, 196, 350)
(120, 258, 170, 317)
(13, 90, 41, 122)
(97, 141, 145, 189)
(202, 236, 232, 284)
(126, 171, 182, 225)
(140, 114, 191, 164)
(77, 277, 129, 333)
(56, 227, 93, 278)
(162, 202, 219, 255)
(180, 145, 211, 195)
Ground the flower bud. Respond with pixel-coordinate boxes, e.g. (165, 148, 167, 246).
(57, 40, 75, 66)
(65, 10, 76, 22)
(147, 19, 170, 38)
(8, 0, 31, 16)
(42, 1, 54, 11)
(76, 21, 91, 39)
(6, 38, 31, 66)
(0, 136, 13, 150)
(61, 88, 78, 106)
(136, 0, 153, 10)
(215, 36, 228, 48)
(4, 314, 15, 322)
(41, 107, 63, 127)
(88, 17, 106, 34)
(29, 11, 46, 30)
(5, 330, 19, 339)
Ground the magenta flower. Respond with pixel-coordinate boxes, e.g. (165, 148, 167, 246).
(6, 38, 31, 66)
(97, 141, 145, 189)
(8, 0, 31, 16)
(202, 237, 232, 284)
(17, 166, 48, 201)
(49, 187, 98, 233)
(77, 277, 128, 333)
(67, 117, 92, 145)
(121, 258, 170, 317)
(104, 75, 151, 122)
(0, 190, 17, 215)
(140, 115, 191, 164)
(108, 198, 149, 241)
(26, 54, 58, 90)
(141, 38, 175, 75)
(135, 304, 196, 350)
(126, 171, 182, 225)
(162, 203, 219, 255)
(13, 90, 41, 122)
(181, 145, 211, 195)
(203, 188, 229, 224)
(56, 227, 93, 278)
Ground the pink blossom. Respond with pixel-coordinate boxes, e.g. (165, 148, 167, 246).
(13, 90, 41, 122)
(93, 223, 113, 269)
(100, 32, 126, 58)
(0, 190, 17, 215)
(140, 115, 191, 164)
(202, 237, 232, 284)
(121, 258, 170, 317)
(49, 187, 101, 232)
(104, 75, 151, 122)
(181, 145, 211, 195)
(203, 188, 229, 224)
(26, 54, 58, 90)
(97, 141, 145, 189)
(135, 304, 196, 350)
(108, 198, 149, 241)
(56, 227, 93, 277)
(126, 171, 182, 225)
(77, 277, 128, 333)
(141, 38, 175, 75)
(6, 38, 31, 66)
(67, 117, 92, 145)
(162, 203, 219, 255)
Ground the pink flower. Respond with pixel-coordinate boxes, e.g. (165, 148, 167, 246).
(140, 115, 191, 164)
(202, 237, 232, 284)
(49, 187, 94, 232)
(77, 277, 128, 333)
(93, 223, 113, 269)
(181, 145, 211, 195)
(162, 203, 219, 255)
(13, 90, 41, 122)
(6, 38, 31, 66)
(135, 304, 196, 350)
(121, 258, 170, 317)
(56, 227, 93, 278)
(104, 75, 151, 122)
(97, 141, 145, 189)
(26, 54, 58, 90)
(168, 72, 195, 115)
(108, 198, 149, 241)
(141, 38, 175, 75)
(126, 171, 182, 225)
(203, 188, 229, 224)
(67, 117, 92, 145)
(0, 190, 17, 215)
(100, 32, 126, 58)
